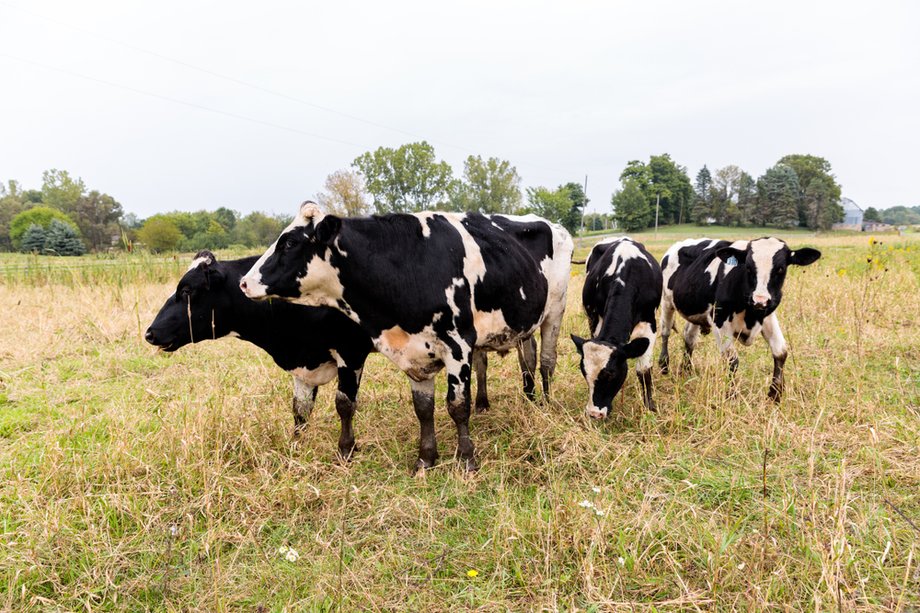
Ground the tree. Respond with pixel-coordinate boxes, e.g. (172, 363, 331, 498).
(41, 169, 86, 211)
(213, 207, 239, 232)
(692, 165, 713, 224)
(612, 179, 652, 232)
(316, 169, 371, 217)
(776, 154, 842, 227)
(737, 172, 757, 226)
(44, 219, 86, 255)
(804, 176, 844, 231)
(619, 154, 693, 226)
(71, 190, 124, 251)
(755, 164, 800, 228)
(231, 212, 290, 247)
(450, 156, 522, 214)
(525, 186, 573, 226)
(560, 181, 588, 234)
(0, 181, 29, 251)
(181, 219, 230, 251)
(352, 141, 454, 213)
(863, 207, 881, 222)
(20, 224, 47, 253)
(137, 215, 183, 252)
(9, 206, 80, 249)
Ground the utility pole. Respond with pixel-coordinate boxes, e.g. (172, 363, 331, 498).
(654, 192, 660, 239)
(581, 174, 588, 234)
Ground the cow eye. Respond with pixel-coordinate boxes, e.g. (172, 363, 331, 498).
(284, 236, 298, 250)
(777, 265, 786, 275)
(179, 287, 191, 298)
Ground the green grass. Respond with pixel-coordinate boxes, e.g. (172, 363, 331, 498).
(0, 229, 918, 610)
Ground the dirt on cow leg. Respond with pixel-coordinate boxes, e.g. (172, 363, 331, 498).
(638, 368, 656, 412)
(472, 351, 490, 413)
(516, 336, 537, 401)
(447, 398, 477, 472)
(768, 352, 787, 402)
(335, 391, 358, 460)
(411, 379, 438, 474)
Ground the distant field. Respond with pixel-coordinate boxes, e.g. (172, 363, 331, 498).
(0, 226, 918, 610)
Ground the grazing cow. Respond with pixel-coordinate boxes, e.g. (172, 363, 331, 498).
(240, 203, 573, 472)
(144, 250, 374, 458)
(572, 237, 662, 417)
(658, 237, 821, 400)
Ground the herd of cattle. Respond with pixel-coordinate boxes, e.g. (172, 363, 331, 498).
(145, 202, 821, 471)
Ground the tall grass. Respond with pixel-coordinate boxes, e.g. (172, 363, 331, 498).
(0, 230, 917, 610)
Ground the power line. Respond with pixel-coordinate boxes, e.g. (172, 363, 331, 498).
(0, 52, 367, 150)
(0, 0, 472, 153)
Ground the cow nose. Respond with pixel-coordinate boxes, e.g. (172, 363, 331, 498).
(239, 279, 248, 291)
(586, 406, 608, 420)
(144, 328, 156, 344)
(752, 294, 770, 307)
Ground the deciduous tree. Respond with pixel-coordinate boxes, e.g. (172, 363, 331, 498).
(353, 142, 454, 213)
(316, 169, 371, 217)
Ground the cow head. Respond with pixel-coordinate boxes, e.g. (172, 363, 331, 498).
(715, 238, 821, 312)
(239, 201, 344, 307)
(571, 335, 650, 419)
(145, 250, 233, 351)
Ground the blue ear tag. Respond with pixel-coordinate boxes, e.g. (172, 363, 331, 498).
(726, 256, 738, 267)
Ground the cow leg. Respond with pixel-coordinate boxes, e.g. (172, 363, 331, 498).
(633, 323, 657, 412)
(445, 357, 477, 472)
(762, 313, 788, 402)
(410, 378, 438, 472)
(334, 367, 362, 459)
(516, 335, 538, 401)
(292, 377, 317, 433)
(681, 322, 701, 372)
(658, 296, 676, 374)
(714, 322, 740, 372)
(472, 350, 490, 412)
(538, 316, 563, 400)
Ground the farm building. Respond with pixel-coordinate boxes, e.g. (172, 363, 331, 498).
(833, 197, 863, 230)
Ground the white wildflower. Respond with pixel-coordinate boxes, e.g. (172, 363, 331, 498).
(595, 509, 604, 517)
(578, 500, 595, 509)
(737, 562, 746, 570)
(618, 557, 625, 566)
(591, 486, 601, 494)
(277, 546, 289, 555)
(285, 548, 300, 563)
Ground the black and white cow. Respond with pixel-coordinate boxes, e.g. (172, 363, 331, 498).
(240, 203, 573, 471)
(144, 250, 374, 458)
(572, 237, 662, 417)
(658, 237, 821, 400)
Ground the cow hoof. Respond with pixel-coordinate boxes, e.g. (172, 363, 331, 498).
(475, 399, 490, 413)
(292, 425, 308, 439)
(459, 457, 479, 472)
(413, 457, 436, 475)
(338, 444, 358, 461)
(646, 401, 657, 413)
(659, 364, 669, 375)
(768, 388, 782, 403)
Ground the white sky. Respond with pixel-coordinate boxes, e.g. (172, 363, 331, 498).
(1, 1, 917, 217)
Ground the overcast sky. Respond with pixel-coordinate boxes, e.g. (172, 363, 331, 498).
(1, 1, 918, 217)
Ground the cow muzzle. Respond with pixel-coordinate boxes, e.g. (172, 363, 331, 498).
(239, 276, 267, 299)
(586, 405, 608, 420)
(751, 293, 770, 308)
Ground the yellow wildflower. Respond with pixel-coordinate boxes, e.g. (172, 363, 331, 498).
(467, 569, 479, 578)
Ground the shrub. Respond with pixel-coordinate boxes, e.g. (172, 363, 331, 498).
(19, 224, 47, 253)
(43, 219, 86, 256)
(9, 206, 81, 249)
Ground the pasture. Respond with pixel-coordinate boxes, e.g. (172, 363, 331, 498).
(0, 227, 917, 611)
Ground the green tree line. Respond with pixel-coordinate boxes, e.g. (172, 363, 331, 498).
(612, 153, 848, 232)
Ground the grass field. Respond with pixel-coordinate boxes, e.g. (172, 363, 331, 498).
(0, 226, 918, 611)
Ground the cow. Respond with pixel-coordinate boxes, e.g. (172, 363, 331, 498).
(239, 202, 574, 472)
(658, 237, 821, 401)
(571, 237, 662, 418)
(144, 250, 374, 459)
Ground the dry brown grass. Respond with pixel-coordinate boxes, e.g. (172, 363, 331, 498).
(0, 230, 917, 611)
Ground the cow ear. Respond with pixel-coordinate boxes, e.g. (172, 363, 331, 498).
(619, 337, 650, 360)
(194, 249, 216, 264)
(315, 215, 342, 245)
(715, 247, 745, 265)
(570, 334, 586, 355)
(789, 247, 821, 266)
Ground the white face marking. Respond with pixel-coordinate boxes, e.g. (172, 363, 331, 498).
(187, 255, 212, 271)
(749, 238, 785, 306)
(241, 201, 322, 298)
(603, 240, 644, 278)
(582, 341, 614, 418)
(519, 287, 526, 300)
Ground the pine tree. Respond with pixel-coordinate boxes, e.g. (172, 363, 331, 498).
(756, 164, 800, 228)
(692, 166, 713, 224)
(44, 219, 86, 256)
(20, 224, 47, 253)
